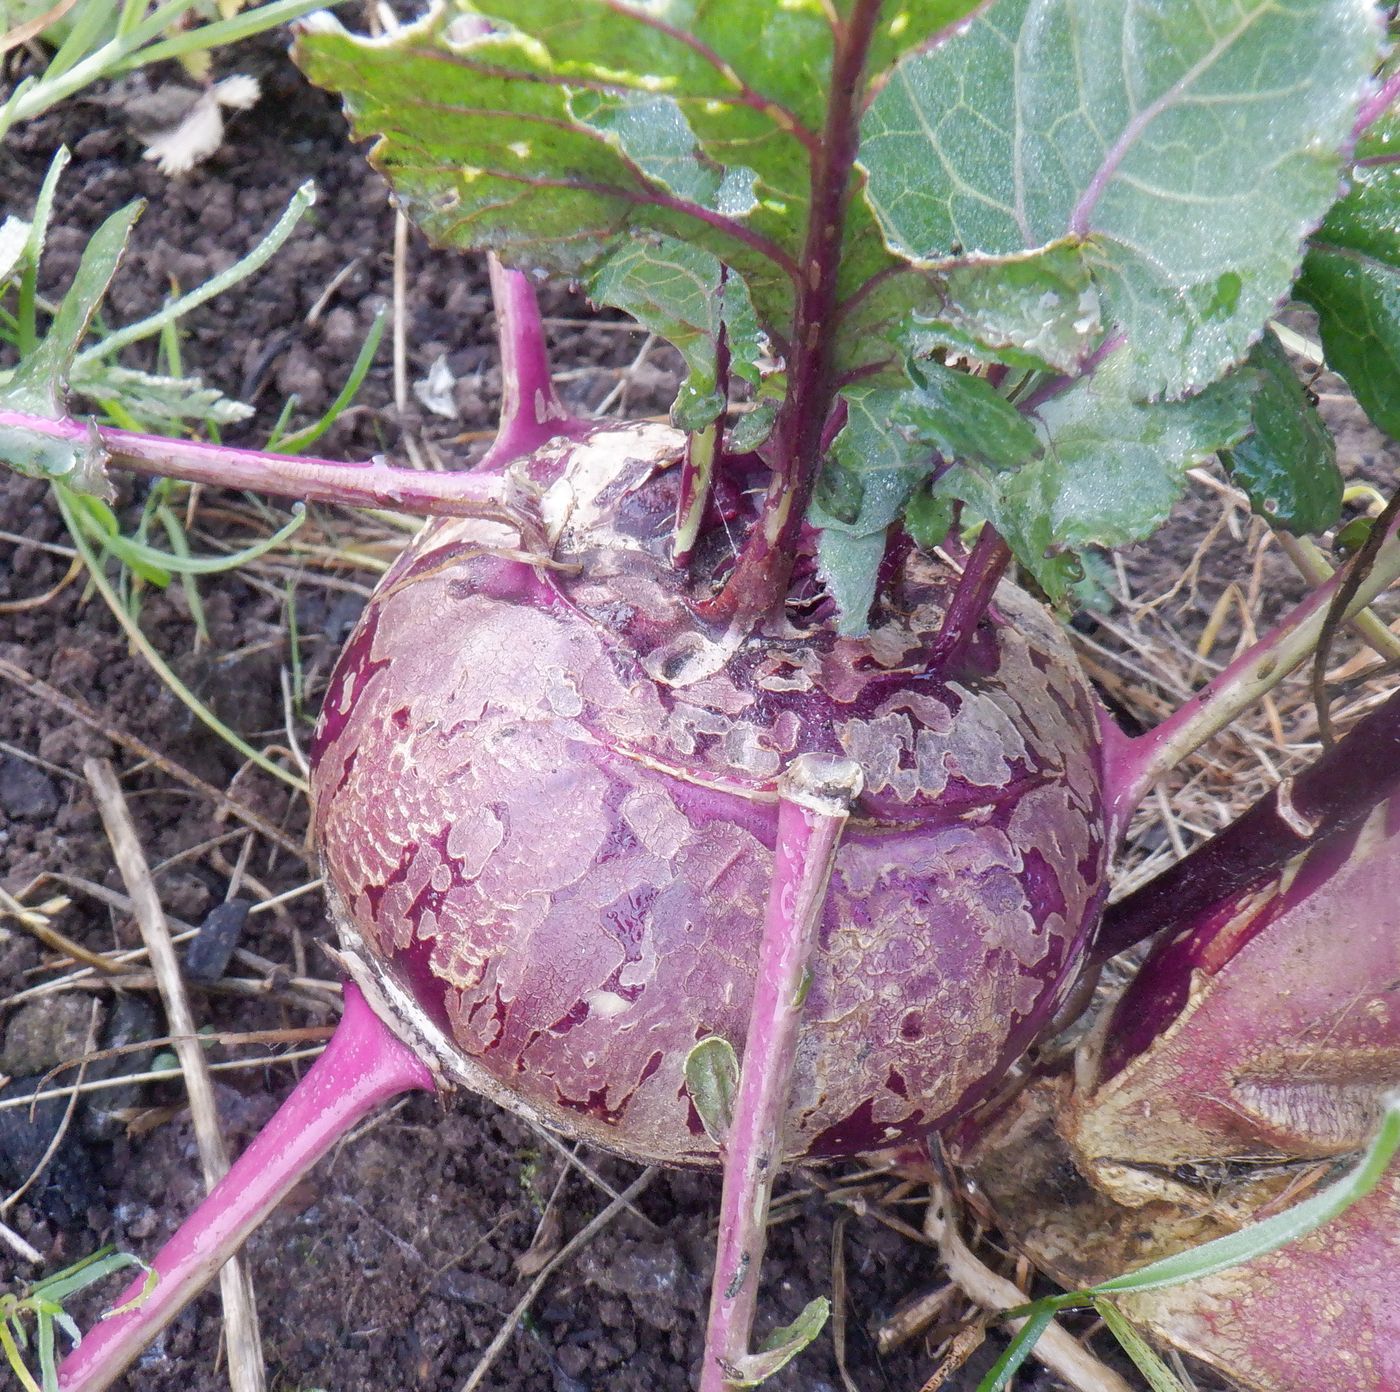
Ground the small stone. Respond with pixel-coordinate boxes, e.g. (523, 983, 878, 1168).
(0, 753, 60, 821)
(185, 900, 251, 982)
(0, 996, 98, 1079)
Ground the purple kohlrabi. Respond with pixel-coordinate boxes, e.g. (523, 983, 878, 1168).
(311, 418, 1111, 1166)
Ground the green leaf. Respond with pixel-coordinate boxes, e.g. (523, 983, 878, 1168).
(568, 88, 759, 214)
(684, 1035, 739, 1146)
(297, 2, 985, 431)
(942, 350, 1252, 599)
(7, 200, 143, 416)
(1092, 1300, 1187, 1392)
(729, 1296, 830, 1386)
(1222, 331, 1341, 534)
(861, 0, 1379, 398)
(295, 10, 799, 335)
(590, 237, 763, 430)
(816, 528, 887, 636)
(72, 365, 254, 428)
(912, 241, 1104, 374)
(1298, 112, 1400, 441)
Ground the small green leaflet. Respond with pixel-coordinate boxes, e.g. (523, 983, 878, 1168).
(812, 363, 1039, 631)
(1222, 332, 1341, 534)
(904, 484, 955, 551)
(862, 0, 1379, 399)
(818, 363, 1040, 532)
(728, 1296, 830, 1386)
(590, 237, 763, 431)
(1298, 112, 1400, 441)
(0, 199, 142, 491)
(816, 529, 888, 637)
(72, 365, 254, 428)
(684, 1035, 739, 1146)
(939, 350, 1253, 601)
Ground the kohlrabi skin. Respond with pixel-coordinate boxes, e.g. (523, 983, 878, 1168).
(311, 421, 1109, 1166)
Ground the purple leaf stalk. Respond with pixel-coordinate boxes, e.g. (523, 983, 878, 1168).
(57, 987, 435, 1392)
(0, 259, 581, 520)
(700, 754, 862, 1391)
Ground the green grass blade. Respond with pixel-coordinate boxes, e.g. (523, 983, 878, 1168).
(1093, 1300, 1186, 1392)
(974, 1305, 1056, 1392)
(76, 183, 316, 366)
(273, 307, 386, 454)
(40, 1, 119, 85)
(157, 503, 210, 643)
(114, 0, 329, 70)
(0, 1319, 41, 1392)
(35, 1312, 55, 1392)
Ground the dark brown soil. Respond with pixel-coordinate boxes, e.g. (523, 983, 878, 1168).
(0, 35, 1007, 1392)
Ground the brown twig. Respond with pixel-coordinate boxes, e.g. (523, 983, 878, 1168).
(0, 1047, 329, 1113)
(0, 884, 131, 974)
(923, 1187, 1132, 1392)
(830, 1215, 860, 1392)
(0, 1216, 44, 1265)
(876, 1283, 958, 1354)
(85, 758, 267, 1392)
(0, 0, 78, 54)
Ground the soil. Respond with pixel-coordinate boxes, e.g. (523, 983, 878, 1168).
(2, 25, 1396, 1392)
(0, 32, 1035, 1392)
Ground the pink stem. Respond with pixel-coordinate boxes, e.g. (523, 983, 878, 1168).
(1102, 509, 1400, 834)
(700, 755, 863, 1392)
(479, 257, 583, 467)
(2, 262, 580, 517)
(58, 986, 435, 1392)
(1355, 68, 1400, 135)
(1096, 681, 1400, 964)
(0, 409, 504, 516)
(927, 524, 1011, 671)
